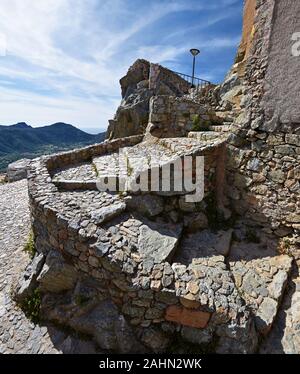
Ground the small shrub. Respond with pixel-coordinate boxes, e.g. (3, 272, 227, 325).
(192, 114, 201, 131)
(24, 231, 36, 259)
(20, 289, 41, 324)
(191, 114, 211, 131)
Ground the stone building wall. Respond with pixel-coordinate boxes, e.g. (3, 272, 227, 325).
(148, 95, 219, 138)
(225, 0, 300, 244)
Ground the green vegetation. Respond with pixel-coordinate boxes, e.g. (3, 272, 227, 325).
(191, 114, 211, 131)
(191, 113, 222, 132)
(24, 231, 36, 259)
(0, 123, 106, 171)
(19, 289, 41, 324)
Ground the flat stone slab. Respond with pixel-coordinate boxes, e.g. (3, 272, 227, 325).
(125, 194, 164, 217)
(91, 202, 126, 225)
(52, 162, 97, 182)
(138, 221, 183, 263)
(7, 158, 30, 182)
(175, 229, 233, 265)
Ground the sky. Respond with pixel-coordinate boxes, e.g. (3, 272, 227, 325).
(0, 0, 243, 133)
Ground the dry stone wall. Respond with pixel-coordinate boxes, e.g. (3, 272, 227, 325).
(225, 0, 300, 245)
(148, 96, 220, 138)
(19, 131, 262, 353)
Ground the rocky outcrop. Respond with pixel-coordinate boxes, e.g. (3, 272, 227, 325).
(106, 60, 194, 140)
(7, 158, 30, 182)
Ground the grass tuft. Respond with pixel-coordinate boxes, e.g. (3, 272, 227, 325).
(19, 289, 41, 324)
(24, 231, 36, 259)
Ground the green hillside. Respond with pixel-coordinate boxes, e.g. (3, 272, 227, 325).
(0, 122, 106, 171)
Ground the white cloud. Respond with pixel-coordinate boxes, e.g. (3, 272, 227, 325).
(0, 86, 119, 131)
(0, 0, 242, 130)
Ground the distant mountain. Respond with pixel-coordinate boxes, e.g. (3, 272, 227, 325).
(0, 122, 106, 171)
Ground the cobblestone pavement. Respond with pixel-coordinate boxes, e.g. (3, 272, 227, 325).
(0, 180, 98, 354)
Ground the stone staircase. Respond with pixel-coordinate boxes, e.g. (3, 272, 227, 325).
(208, 124, 231, 132)
(188, 123, 231, 142)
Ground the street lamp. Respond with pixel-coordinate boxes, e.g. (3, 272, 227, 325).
(190, 48, 200, 87)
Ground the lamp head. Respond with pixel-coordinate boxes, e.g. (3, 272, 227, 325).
(190, 48, 200, 57)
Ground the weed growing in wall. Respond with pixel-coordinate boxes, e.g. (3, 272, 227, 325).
(23, 230, 36, 259)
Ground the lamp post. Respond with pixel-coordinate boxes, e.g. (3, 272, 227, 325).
(190, 48, 200, 87)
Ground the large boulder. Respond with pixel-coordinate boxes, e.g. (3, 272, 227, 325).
(106, 59, 195, 140)
(138, 220, 183, 263)
(7, 158, 30, 182)
(106, 60, 152, 139)
(126, 194, 164, 217)
(106, 88, 153, 139)
(15, 253, 45, 303)
(68, 299, 145, 353)
(37, 250, 78, 293)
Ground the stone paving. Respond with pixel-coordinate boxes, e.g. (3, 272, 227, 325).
(51, 136, 225, 187)
(0, 180, 99, 354)
(52, 162, 97, 182)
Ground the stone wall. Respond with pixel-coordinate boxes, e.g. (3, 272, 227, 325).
(148, 95, 220, 138)
(21, 130, 260, 353)
(225, 0, 300, 244)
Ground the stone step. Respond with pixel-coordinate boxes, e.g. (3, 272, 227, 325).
(208, 125, 231, 132)
(188, 131, 222, 141)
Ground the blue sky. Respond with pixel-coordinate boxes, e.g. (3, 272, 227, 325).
(0, 0, 243, 133)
